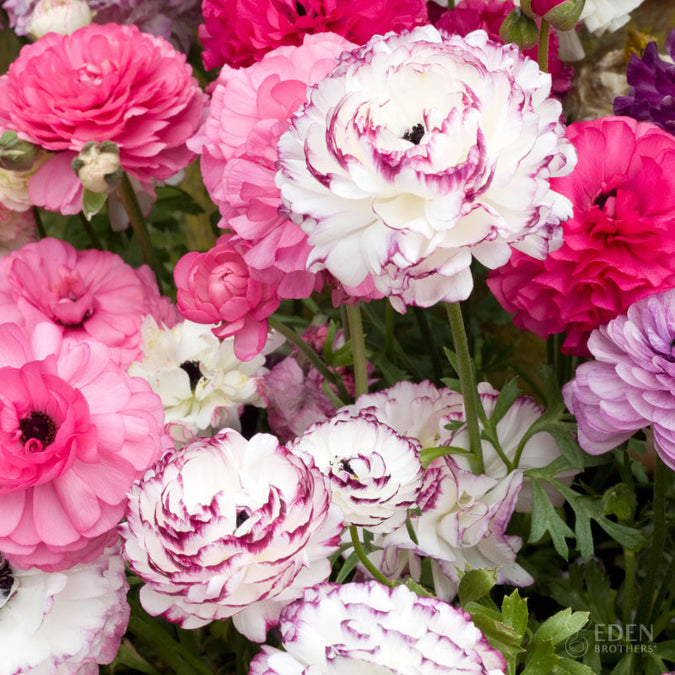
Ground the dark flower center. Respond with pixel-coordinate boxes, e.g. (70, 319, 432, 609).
(236, 510, 250, 528)
(403, 123, 425, 145)
(593, 188, 618, 210)
(57, 308, 92, 329)
(295, 1, 306, 16)
(339, 458, 356, 476)
(179, 360, 202, 391)
(0, 556, 15, 610)
(19, 411, 56, 447)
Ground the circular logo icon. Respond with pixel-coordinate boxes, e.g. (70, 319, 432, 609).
(565, 634, 589, 658)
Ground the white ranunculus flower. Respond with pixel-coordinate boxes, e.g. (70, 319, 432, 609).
(288, 411, 423, 533)
(0, 543, 129, 675)
(249, 581, 507, 675)
(120, 429, 343, 643)
(579, 0, 645, 35)
(29, 0, 93, 39)
(277, 26, 576, 311)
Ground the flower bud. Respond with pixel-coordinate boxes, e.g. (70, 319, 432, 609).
(521, 0, 585, 31)
(29, 0, 93, 39)
(0, 131, 41, 172)
(72, 141, 122, 194)
(499, 8, 539, 50)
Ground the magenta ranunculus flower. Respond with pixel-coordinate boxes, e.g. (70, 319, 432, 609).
(0, 238, 176, 368)
(174, 234, 280, 362)
(488, 117, 675, 356)
(189, 33, 354, 300)
(120, 429, 343, 642)
(563, 288, 675, 469)
(0, 322, 167, 571)
(0, 23, 206, 214)
(199, 0, 428, 70)
(249, 581, 507, 674)
(277, 27, 576, 311)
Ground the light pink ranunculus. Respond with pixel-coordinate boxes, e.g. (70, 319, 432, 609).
(0, 23, 206, 214)
(0, 238, 176, 368)
(0, 322, 168, 571)
(174, 234, 280, 361)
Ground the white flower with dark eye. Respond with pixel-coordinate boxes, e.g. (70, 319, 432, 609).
(249, 581, 507, 675)
(0, 543, 129, 675)
(277, 26, 575, 310)
(120, 429, 343, 643)
(288, 412, 423, 533)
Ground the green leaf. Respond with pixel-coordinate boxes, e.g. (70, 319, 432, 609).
(529, 479, 574, 559)
(552, 657, 596, 674)
(458, 569, 497, 606)
(82, 188, 108, 221)
(490, 378, 522, 426)
(533, 608, 590, 647)
(404, 578, 435, 598)
(502, 590, 529, 637)
(443, 347, 459, 373)
(111, 639, 161, 674)
(419, 445, 473, 468)
(465, 602, 525, 665)
(334, 550, 360, 584)
(522, 640, 560, 674)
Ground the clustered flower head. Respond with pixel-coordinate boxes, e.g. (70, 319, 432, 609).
(250, 581, 507, 674)
(277, 26, 576, 311)
(489, 116, 675, 356)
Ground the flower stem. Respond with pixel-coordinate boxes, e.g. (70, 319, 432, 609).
(349, 525, 394, 588)
(538, 18, 550, 73)
(345, 303, 368, 398)
(79, 211, 104, 250)
(32, 206, 46, 239)
(267, 316, 350, 404)
(117, 172, 155, 270)
(446, 302, 485, 474)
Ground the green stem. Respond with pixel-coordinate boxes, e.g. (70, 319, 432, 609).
(635, 455, 667, 627)
(117, 172, 155, 270)
(78, 211, 104, 250)
(622, 547, 637, 628)
(345, 303, 368, 398)
(538, 19, 550, 73)
(268, 317, 350, 404)
(446, 302, 485, 474)
(32, 206, 46, 239)
(349, 525, 394, 588)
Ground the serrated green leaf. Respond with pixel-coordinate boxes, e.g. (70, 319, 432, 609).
(490, 378, 522, 426)
(552, 657, 596, 674)
(544, 422, 586, 470)
(533, 608, 590, 646)
(441, 377, 461, 392)
(502, 590, 529, 636)
(466, 602, 525, 665)
(529, 479, 574, 559)
(82, 188, 108, 221)
(404, 578, 435, 598)
(522, 640, 560, 674)
(419, 445, 472, 468)
(458, 568, 497, 606)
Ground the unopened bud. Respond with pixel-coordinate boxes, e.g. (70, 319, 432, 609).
(72, 141, 122, 194)
(29, 0, 93, 39)
(0, 131, 41, 172)
(521, 0, 585, 32)
(500, 9, 539, 50)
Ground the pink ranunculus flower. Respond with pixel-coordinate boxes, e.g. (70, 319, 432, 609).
(0, 23, 206, 214)
(189, 33, 355, 300)
(0, 238, 177, 368)
(0, 322, 168, 571)
(199, 0, 428, 70)
(488, 117, 675, 356)
(174, 233, 280, 361)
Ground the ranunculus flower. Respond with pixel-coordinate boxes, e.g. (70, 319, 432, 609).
(29, 0, 92, 38)
(188, 33, 354, 300)
(488, 117, 675, 356)
(0, 323, 167, 571)
(288, 412, 423, 533)
(199, 0, 428, 70)
(614, 31, 675, 135)
(0, 543, 129, 675)
(0, 204, 37, 257)
(579, 0, 646, 35)
(277, 27, 576, 311)
(120, 429, 343, 642)
(0, 238, 176, 367)
(174, 234, 280, 362)
(249, 581, 507, 674)
(563, 288, 675, 469)
(0, 23, 205, 214)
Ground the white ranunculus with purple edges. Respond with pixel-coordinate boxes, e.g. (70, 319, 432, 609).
(277, 26, 576, 311)
(120, 429, 343, 642)
(0, 543, 129, 675)
(563, 288, 675, 469)
(287, 411, 423, 533)
(249, 581, 507, 675)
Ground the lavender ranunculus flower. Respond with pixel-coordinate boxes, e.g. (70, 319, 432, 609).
(614, 31, 675, 136)
(563, 288, 675, 469)
(277, 26, 576, 311)
(120, 429, 343, 642)
(250, 581, 507, 674)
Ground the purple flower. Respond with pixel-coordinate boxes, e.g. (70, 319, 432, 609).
(563, 287, 675, 468)
(614, 31, 675, 135)
(249, 581, 507, 674)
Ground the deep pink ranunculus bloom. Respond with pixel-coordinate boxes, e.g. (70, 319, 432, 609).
(0, 23, 206, 214)
(174, 234, 280, 361)
(488, 117, 675, 356)
(199, 0, 428, 70)
(0, 322, 168, 571)
(0, 238, 177, 367)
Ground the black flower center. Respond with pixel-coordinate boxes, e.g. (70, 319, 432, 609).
(236, 510, 250, 528)
(339, 458, 356, 476)
(0, 556, 15, 609)
(593, 188, 618, 210)
(402, 123, 425, 145)
(19, 411, 56, 447)
(295, 1, 306, 16)
(179, 360, 202, 391)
